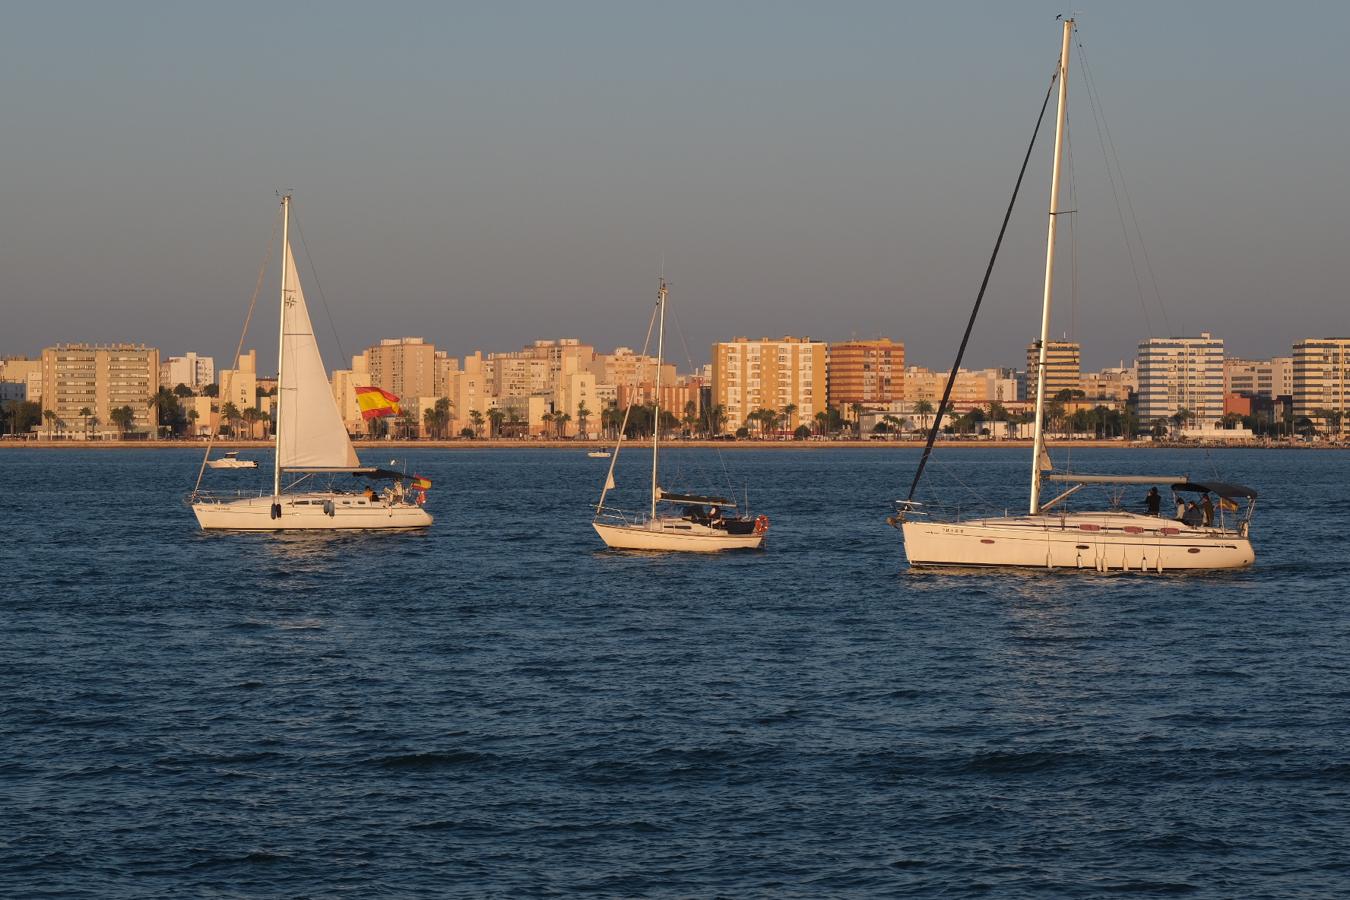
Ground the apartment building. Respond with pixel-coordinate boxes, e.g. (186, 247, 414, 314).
(711, 337, 827, 431)
(1136, 333, 1224, 425)
(1292, 338, 1350, 431)
(160, 352, 215, 391)
(1026, 339, 1081, 403)
(40, 343, 160, 435)
(1223, 357, 1293, 400)
(363, 337, 438, 402)
(217, 350, 258, 416)
(827, 338, 904, 409)
(0, 357, 42, 403)
(903, 367, 1019, 410)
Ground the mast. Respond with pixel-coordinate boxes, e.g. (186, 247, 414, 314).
(274, 193, 291, 499)
(1029, 18, 1073, 515)
(650, 278, 666, 521)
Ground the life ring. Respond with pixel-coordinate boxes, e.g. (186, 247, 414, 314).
(754, 514, 769, 535)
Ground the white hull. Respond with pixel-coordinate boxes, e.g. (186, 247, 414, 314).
(207, 459, 257, 469)
(594, 518, 765, 552)
(193, 492, 432, 531)
(901, 511, 1253, 572)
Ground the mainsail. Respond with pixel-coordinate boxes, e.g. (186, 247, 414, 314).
(276, 241, 360, 470)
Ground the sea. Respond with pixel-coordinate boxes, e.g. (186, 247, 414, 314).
(2, 446, 1348, 898)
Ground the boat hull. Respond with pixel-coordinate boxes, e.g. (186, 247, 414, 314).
(594, 519, 765, 552)
(901, 511, 1253, 572)
(193, 493, 432, 531)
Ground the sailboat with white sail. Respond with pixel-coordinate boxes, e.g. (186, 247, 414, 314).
(190, 195, 432, 531)
(896, 19, 1256, 572)
(593, 279, 769, 551)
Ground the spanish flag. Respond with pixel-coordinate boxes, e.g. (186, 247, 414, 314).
(412, 475, 432, 491)
(355, 386, 401, 420)
(1219, 496, 1239, 512)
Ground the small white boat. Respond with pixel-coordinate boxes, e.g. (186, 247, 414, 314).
(190, 195, 432, 532)
(206, 451, 257, 470)
(593, 279, 768, 552)
(587, 449, 612, 459)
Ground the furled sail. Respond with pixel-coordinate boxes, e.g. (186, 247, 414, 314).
(276, 242, 360, 470)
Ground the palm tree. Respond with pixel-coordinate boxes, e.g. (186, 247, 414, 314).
(219, 401, 241, 438)
(109, 405, 135, 438)
(506, 406, 525, 439)
(77, 406, 92, 439)
(576, 403, 591, 439)
(681, 400, 698, 437)
(782, 403, 798, 432)
(540, 410, 554, 437)
(42, 409, 57, 438)
(468, 408, 485, 438)
(487, 407, 506, 438)
(814, 410, 828, 436)
(242, 406, 262, 439)
(554, 411, 571, 438)
(704, 403, 727, 437)
(849, 402, 865, 436)
(913, 399, 934, 433)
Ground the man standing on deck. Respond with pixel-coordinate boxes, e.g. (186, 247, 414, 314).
(1202, 493, 1215, 527)
(1144, 487, 1162, 516)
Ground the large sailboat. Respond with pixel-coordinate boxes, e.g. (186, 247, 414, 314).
(896, 19, 1256, 572)
(593, 279, 769, 551)
(190, 195, 432, 531)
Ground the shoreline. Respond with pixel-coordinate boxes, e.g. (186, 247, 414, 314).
(1, 438, 1342, 451)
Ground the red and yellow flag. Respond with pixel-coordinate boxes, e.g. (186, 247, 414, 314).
(412, 475, 432, 491)
(355, 386, 401, 420)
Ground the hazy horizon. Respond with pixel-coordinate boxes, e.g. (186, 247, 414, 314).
(2, 2, 1346, 374)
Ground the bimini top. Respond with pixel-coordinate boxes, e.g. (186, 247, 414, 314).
(1171, 481, 1258, 500)
(659, 490, 736, 508)
(350, 468, 408, 481)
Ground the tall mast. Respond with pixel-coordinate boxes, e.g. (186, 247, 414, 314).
(1029, 18, 1073, 515)
(650, 278, 666, 521)
(274, 193, 291, 499)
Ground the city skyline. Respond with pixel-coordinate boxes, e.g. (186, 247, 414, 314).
(1, 3, 1346, 371)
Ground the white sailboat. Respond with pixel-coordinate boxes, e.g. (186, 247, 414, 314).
(593, 279, 768, 552)
(191, 195, 433, 531)
(897, 19, 1256, 572)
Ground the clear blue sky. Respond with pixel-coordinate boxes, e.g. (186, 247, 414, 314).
(1, 1, 1345, 372)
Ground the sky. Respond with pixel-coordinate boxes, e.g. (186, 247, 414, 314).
(1, 1, 1346, 374)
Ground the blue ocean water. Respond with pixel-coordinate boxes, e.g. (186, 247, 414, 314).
(2, 446, 1348, 898)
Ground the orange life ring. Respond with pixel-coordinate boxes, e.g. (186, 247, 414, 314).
(754, 514, 769, 535)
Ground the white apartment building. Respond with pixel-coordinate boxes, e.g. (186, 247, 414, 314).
(1136, 333, 1225, 425)
(1292, 338, 1350, 432)
(160, 352, 215, 391)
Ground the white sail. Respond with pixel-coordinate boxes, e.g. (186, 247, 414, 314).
(276, 241, 360, 470)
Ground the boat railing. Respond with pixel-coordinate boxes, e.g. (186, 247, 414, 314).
(594, 505, 645, 528)
(188, 489, 272, 504)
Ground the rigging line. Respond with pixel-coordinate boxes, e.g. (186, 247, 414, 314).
(905, 61, 1060, 504)
(290, 203, 349, 367)
(1076, 38, 1171, 335)
(192, 206, 281, 499)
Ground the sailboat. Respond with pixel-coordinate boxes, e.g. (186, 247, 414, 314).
(190, 195, 433, 531)
(593, 279, 769, 551)
(897, 19, 1256, 572)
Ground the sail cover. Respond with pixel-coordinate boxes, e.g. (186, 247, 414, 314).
(277, 242, 361, 470)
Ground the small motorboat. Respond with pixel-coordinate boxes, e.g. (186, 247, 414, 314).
(206, 451, 258, 470)
(587, 449, 612, 459)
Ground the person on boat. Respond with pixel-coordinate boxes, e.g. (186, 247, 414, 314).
(1202, 493, 1215, 527)
(708, 506, 725, 528)
(1183, 501, 1203, 527)
(1144, 487, 1162, 516)
(1174, 495, 1187, 520)
(682, 504, 706, 523)
(363, 486, 376, 502)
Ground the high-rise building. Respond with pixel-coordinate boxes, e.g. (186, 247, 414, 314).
(1136, 333, 1224, 426)
(711, 337, 827, 432)
(827, 338, 904, 409)
(160, 352, 215, 391)
(1026, 339, 1081, 403)
(217, 350, 258, 417)
(363, 338, 438, 403)
(1292, 338, 1350, 432)
(40, 343, 160, 435)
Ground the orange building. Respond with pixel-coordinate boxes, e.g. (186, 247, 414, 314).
(827, 338, 904, 409)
